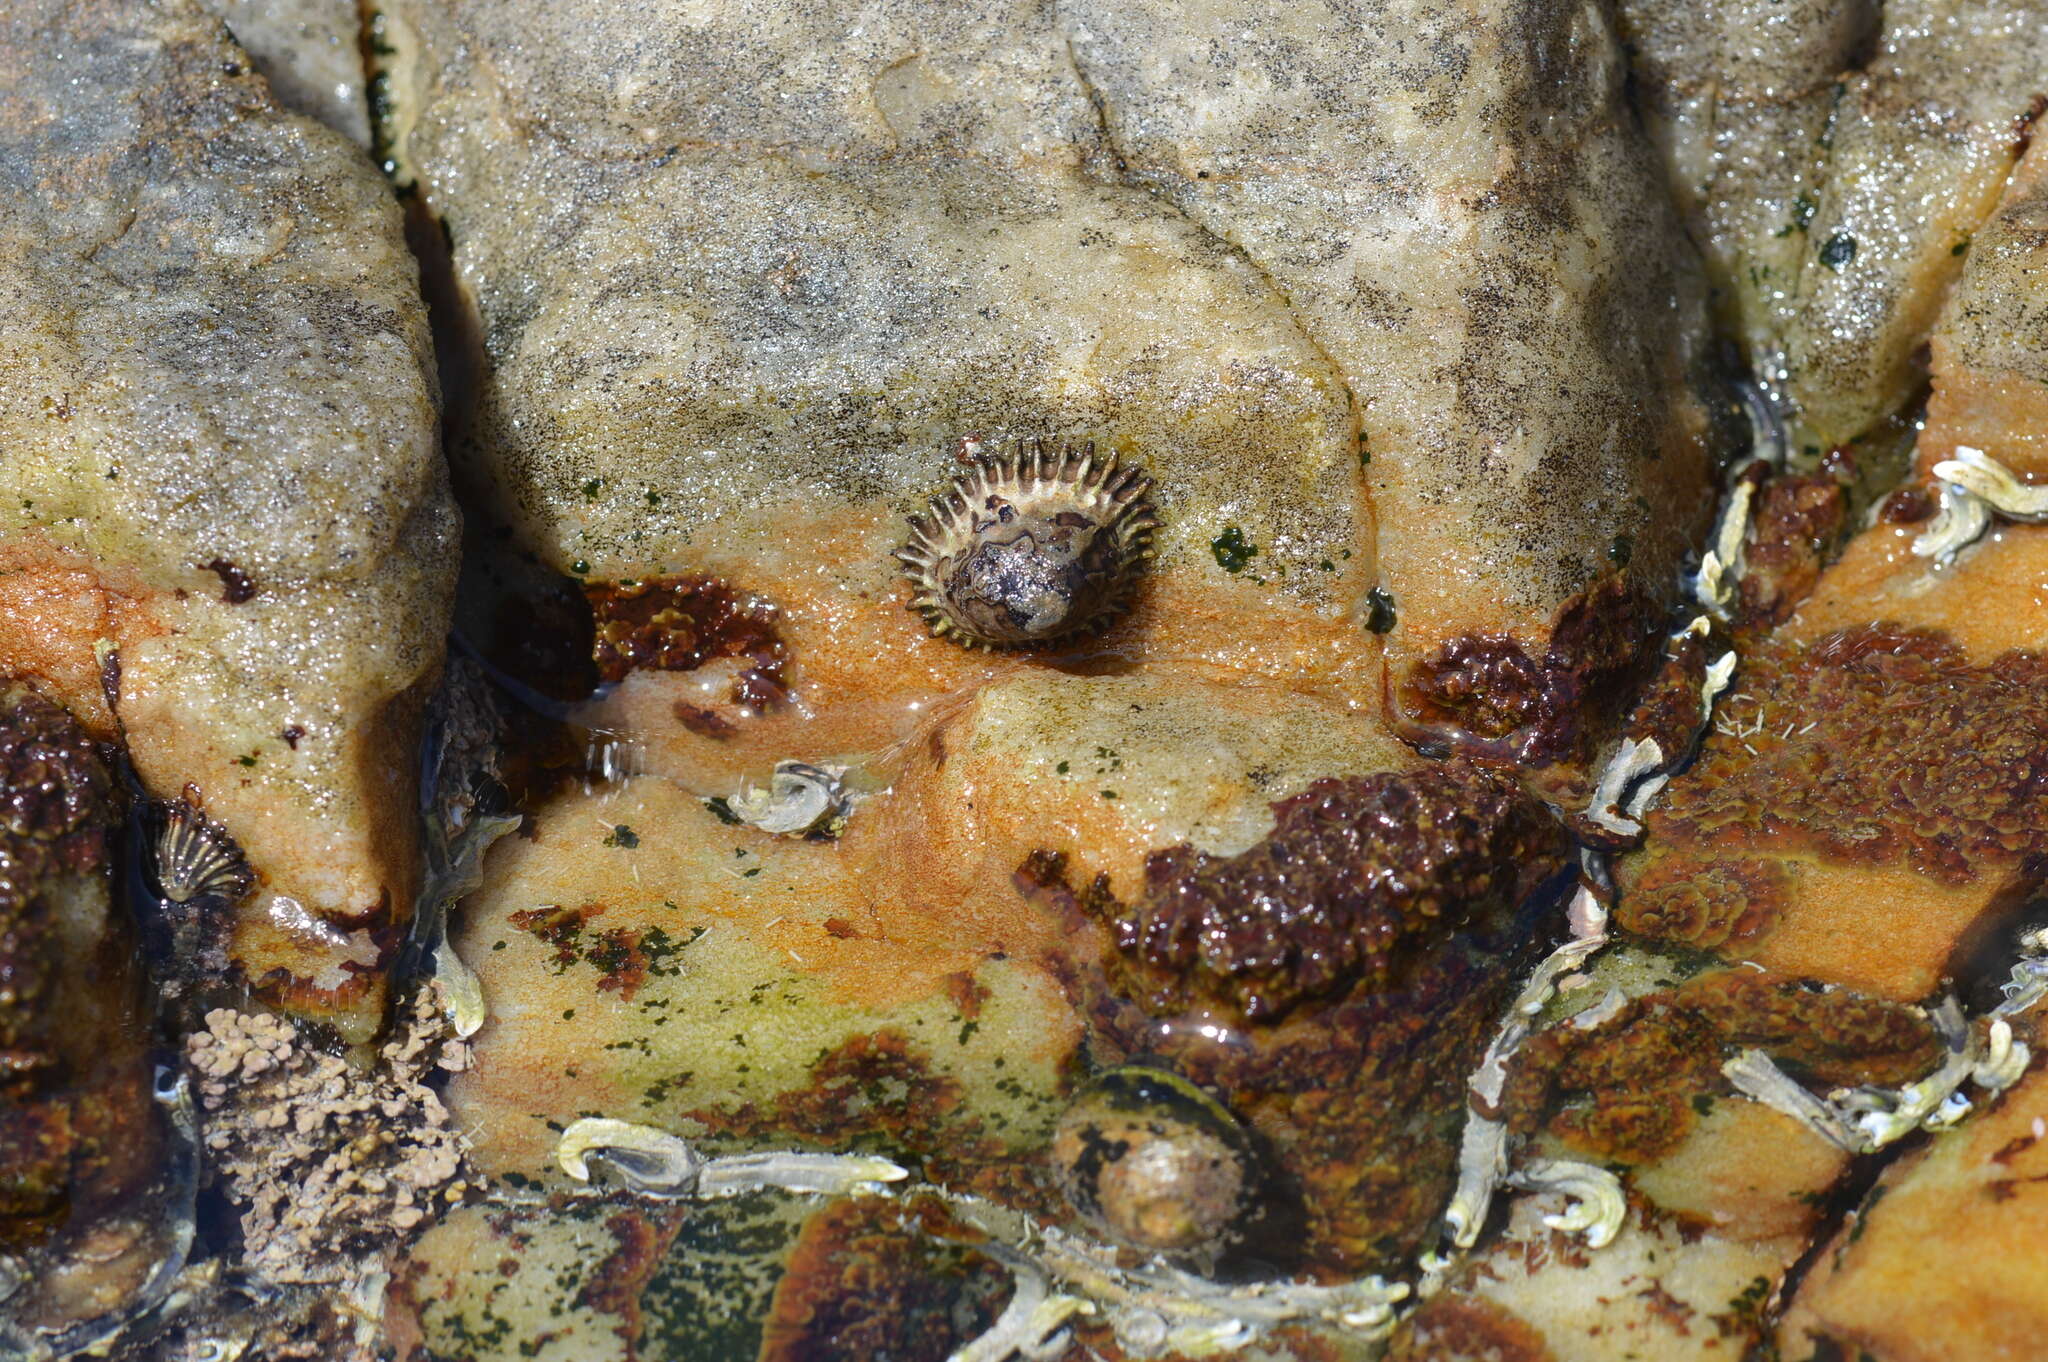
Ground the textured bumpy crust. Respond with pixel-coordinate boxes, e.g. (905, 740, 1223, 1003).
(1099, 763, 1572, 1023)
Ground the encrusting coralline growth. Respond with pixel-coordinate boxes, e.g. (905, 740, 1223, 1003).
(185, 990, 473, 1284)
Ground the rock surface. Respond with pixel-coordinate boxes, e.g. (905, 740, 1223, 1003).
(0, 0, 457, 1037)
(381, 0, 1724, 772)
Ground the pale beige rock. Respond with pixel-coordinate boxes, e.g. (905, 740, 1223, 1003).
(0, 0, 457, 1036)
(1919, 137, 2048, 481)
(1399, 1196, 1790, 1360)
(1780, 1019, 2048, 1361)
(1612, 0, 1876, 376)
(1062, 0, 1726, 683)
(1617, 0, 2048, 456)
(201, 0, 372, 144)
(1784, 0, 2048, 451)
(382, 0, 1722, 774)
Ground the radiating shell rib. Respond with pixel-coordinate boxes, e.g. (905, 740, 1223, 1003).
(897, 438, 1158, 649)
(153, 797, 252, 904)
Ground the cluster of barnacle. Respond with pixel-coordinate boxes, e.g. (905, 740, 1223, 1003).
(184, 990, 474, 1285)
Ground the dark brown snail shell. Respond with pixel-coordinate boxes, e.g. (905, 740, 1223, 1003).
(1049, 1065, 1253, 1255)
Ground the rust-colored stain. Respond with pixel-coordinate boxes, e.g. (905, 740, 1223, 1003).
(1506, 970, 1940, 1165)
(1403, 574, 1665, 764)
(1028, 848, 1544, 1275)
(1736, 471, 1846, 630)
(578, 1207, 688, 1362)
(1387, 1293, 1559, 1362)
(1623, 624, 2048, 960)
(758, 1197, 1009, 1362)
(683, 1031, 1058, 1213)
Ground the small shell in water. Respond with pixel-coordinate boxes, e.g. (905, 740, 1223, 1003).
(1050, 1065, 1254, 1255)
(151, 796, 252, 905)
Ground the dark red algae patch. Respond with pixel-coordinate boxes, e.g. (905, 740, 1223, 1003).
(1025, 762, 1573, 1273)
(0, 687, 152, 1243)
(579, 1209, 689, 1361)
(1621, 625, 2048, 956)
(1503, 970, 1940, 1165)
(758, 1197, 1010, 1362)
(1735, 469, 1846, 630)
(1401, 574, 1668, 765)
(682, 1030, 1063, 1215)
(1105, 762, 1572, 1023)
(584, 576, 788, 709)
(506, 902, 690, 1000)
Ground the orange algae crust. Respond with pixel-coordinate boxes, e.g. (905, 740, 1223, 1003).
(1387, 1294, 1559, 1362)
(1785, 519, 2048, 660)
(1099, 762, 1572, 1024)
(1505, 970, 1939, 1166)
(542, 503, 1387, 800)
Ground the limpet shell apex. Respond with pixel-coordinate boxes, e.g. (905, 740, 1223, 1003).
(896, 438, 1158, 649)
(1050, 1065, 1254, 1256)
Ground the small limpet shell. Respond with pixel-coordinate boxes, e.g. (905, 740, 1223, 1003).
(1050, 1065, 1254, 1255)
(896, 438, 1158, 649)
(151, 795, 252, 905)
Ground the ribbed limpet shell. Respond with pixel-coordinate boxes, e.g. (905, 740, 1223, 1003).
(150, 795, 252, 905)
(896, 438, 1158, 649)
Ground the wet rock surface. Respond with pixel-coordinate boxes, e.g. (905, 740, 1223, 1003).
(0, 0, 458, 1040)
(5, 1, 2048, 1359)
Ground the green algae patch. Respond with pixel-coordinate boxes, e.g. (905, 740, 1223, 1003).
(444, 776, 1078, 1198)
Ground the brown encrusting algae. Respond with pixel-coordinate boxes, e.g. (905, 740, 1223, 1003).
(6, 0, 2048, 1358)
